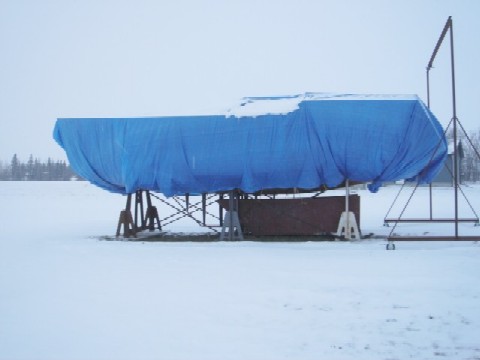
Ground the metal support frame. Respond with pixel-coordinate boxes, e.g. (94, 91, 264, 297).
(148, 192, 221, 232)
(385, 16, 480, 247)
(114, 188, 365, 240)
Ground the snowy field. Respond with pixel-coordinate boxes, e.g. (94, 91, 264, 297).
(1, 181, 479, 360)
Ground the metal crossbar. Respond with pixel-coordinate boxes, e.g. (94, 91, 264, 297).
(149, 192, 220, 233)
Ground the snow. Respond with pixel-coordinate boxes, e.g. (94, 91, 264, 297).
(226, 96, 303, 117)
(1, 181, 480, 360)
(225, 93, 420, 117)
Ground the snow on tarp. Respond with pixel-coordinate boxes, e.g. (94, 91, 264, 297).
(53, 93, 447, 196)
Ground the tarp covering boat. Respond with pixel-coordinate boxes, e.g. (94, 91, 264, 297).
(53, 93, 447, 196)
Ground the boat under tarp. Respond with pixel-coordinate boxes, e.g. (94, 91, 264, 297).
(53, 93, 447, 196)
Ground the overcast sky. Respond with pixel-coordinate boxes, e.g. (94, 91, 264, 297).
(1, 0, 479, 161)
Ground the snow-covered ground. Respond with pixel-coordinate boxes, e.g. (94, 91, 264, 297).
(1, 181, 479, 360)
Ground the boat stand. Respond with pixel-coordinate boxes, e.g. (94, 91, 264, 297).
(116, 190, 161, 238)
(219, 190, 244, 241)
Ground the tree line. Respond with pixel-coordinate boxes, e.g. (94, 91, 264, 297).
(1, 129, 480, 182)
(460, 129, 480, 182)
(0, 154, 83, 181)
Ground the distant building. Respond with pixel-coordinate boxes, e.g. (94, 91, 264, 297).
(431, 141, 464, 186)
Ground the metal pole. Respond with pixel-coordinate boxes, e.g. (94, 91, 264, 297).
(134, 191, 139, 229)
(427, 17, 452, 72)
(426, 70, 430, 108)
(426, 16, 459, 238)
(228, 191, 234, 241)
(219, 194, 224, 227)
(449, 18, 459, 238)
(126, 193, 132, 214)
(202, 193, 206, 226)
(429, 184, 433, 220)
(345, 179, 350, 239)
(139, 191, 145, 229)
(427, 69, 433, 220)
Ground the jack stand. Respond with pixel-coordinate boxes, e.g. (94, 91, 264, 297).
(336, 211, 361, 240)
(116, 210, 136, 238)
(219, 190, 244, 241)
(145, 191, 161, 232)
(116, 193, 137, 238)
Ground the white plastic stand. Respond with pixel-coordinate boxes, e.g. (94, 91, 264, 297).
(219, 210, 244, 241)
(219, 191, 244, 241)
(336, 211, 361, 239)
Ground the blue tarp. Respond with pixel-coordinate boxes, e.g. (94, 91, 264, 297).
(53, 93, 447, 196)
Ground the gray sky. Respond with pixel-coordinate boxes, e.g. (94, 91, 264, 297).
(1, 0, 479, 162)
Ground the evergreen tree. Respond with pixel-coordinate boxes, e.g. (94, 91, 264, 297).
(27, 154, 34, 180)
(11, 154, 20, 180)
